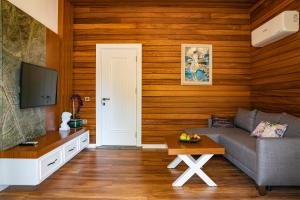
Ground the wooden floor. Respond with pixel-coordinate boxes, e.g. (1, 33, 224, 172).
(1, 149, 300, 200)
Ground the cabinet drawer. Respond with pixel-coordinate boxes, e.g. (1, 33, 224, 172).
(40, 149, 63, 180)
(79, 132, 89, 150)
(64, 139, 79, 161)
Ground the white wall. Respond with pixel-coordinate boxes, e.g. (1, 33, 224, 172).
(7, 0, 58, 33)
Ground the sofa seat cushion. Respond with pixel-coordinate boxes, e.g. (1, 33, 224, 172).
(220, 131, 257, 173)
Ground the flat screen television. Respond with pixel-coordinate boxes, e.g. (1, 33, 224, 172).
(20, 62, 58, 109)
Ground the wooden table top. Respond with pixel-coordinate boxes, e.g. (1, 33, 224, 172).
(165, 134, 225, 155)
(0, 128, 87, 159)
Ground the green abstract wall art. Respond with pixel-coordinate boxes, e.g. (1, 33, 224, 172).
(0, 0, 47, 151)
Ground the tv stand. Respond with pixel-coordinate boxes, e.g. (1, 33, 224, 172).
(0, 128, 89, 191)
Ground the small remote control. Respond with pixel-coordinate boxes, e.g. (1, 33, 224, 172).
(20, 141, 39, 146)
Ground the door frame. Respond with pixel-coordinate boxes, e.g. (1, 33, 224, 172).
(96, 44, 142, 147)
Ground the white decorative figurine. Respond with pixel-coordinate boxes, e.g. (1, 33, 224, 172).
(59, 112, 72, 131)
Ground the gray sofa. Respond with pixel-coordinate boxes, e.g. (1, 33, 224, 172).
(184, 109, 300, 195)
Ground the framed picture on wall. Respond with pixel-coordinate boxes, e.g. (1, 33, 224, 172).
(181, 44, 213, 85)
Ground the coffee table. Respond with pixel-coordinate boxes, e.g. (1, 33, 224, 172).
(166, 134, 225, 187)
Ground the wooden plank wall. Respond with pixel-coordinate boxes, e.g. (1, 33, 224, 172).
(72, 0, 254, 144)
(250, 0, 300, 116)
(46, 29, 60, 131)
(45, 0, 74, 131)
(58, 0, 74, 113)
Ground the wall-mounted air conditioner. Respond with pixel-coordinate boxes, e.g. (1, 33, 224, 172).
(251, 10, 299, 47)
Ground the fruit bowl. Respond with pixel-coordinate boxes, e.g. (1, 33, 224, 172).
(179, 133, 201, 143)
(179, 138, 201, 143)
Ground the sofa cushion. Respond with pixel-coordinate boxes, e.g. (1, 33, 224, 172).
(234, 108, 257, 132)
(220, 131, 257, 172)
(254, 111, 281, 128)
(279, 113, 300, 137)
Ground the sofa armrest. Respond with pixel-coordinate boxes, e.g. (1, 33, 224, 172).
(256, 137, 300, 186)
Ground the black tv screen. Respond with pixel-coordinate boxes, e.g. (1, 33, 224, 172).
(20, 62, 58, 109)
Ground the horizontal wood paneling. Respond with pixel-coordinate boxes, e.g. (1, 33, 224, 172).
(45, 0, 74, 132)
(72, 1, 253, 144)
(46, 29, 60, 131)
(59, 0, 74, 113)
(250, 0, 300, 116)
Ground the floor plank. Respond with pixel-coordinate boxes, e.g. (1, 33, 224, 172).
(1, 149, 300, 200)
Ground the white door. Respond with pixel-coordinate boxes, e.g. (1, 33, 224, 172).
(96, 45, 141, 146)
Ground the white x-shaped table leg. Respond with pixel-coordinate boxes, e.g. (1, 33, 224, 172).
(168, 154, 217, 187)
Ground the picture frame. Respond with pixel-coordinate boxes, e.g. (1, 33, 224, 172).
(181, 44, 213, 85)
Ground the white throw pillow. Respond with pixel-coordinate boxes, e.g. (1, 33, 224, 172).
(251, 121, 288, 138)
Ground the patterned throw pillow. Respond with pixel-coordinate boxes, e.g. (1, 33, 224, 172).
(251, 121, 288, 138)
(251, 121, 267, 137)
(211, 115, 234, 128)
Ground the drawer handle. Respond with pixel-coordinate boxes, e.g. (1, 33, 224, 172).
(47, 159, 58, 167)
(68, 147, 76, 152)
(82, 139, 87, 143)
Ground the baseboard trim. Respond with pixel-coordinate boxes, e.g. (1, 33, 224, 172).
(0, 185, 8, 192)
(87, 144, 97, 148)
(87, 144, 167, 149)
(142, 144, 167, 149)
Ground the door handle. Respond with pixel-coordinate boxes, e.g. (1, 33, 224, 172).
(102, 98, 110, 106)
